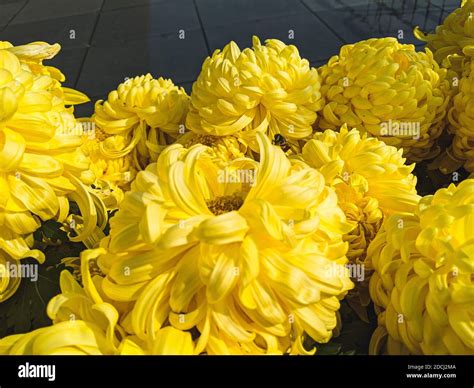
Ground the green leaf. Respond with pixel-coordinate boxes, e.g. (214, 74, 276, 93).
(41, 220, 68, 241)
(0, 223, 85, 338)
(316, 342, 342, 355)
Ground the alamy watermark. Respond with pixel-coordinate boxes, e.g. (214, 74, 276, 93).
(60, 121, 96, 139)
(18, 362, 55, 382)
(325, 263, 365, 282)
(217, 168, 257, 186)
(380, 119, 420, 140)
(0, 262, 38, 282)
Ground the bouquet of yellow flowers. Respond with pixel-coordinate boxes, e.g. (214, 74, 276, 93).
(0, 1, 472, 357)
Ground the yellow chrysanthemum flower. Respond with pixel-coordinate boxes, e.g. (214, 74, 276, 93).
(415, 0, 474, 76)
(0, 321, 114, 355)
(433, 60, 474, 173)
(82, 74, 190, 206)
(2, 41, 64, 81)
(300, 126, 419, 319)
(317, 38, 451, 162)
(368, 179, 474, 355)
(80, 122, 135, 209)
(0, 41, 91, 106)
(84, 132, 352, 355)
(0, 262, 194, 355)
(0, 42, 104, 302)
(186, 36, 323, 154)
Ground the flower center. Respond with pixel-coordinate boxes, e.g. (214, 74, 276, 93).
(207, 193, 244, 215)
(94, 126, 111, 141)
(185, 134, 220, 147)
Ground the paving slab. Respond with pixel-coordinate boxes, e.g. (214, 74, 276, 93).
(48, 47, 89, 87)
(10, 0, 103, 24)
(77, 31, 207, 97)
(311, 59, 327, 68)
(1, 13, 96, 48)
(92, 0, 200, 47)
(312, 4, 447, 46)
(428, 0, 462, 8)
(177, 81, 194, 95)
(73, 95, 102, 118)
(302, 0, 371, 12)
(0, 0, 26, 30)
(205, 11, 344, 63)
(102, 0, 189, 12)
(196, 0, 307, 29)
(408, 9, 450, 33)
(392, 0, 458, 12)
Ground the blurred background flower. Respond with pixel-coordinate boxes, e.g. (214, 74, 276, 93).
(317, 37, 451, 162)
(429, 60, 474, 174)
(369, 179, 474, 355)
(415, 0, 474, 76)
